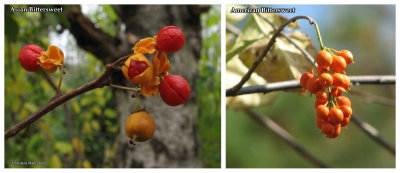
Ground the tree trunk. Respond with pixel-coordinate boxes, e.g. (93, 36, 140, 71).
(64, 5, 206, 168)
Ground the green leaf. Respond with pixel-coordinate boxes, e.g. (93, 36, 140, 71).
(54, 142, 73, 154)
(80, 97, 92, 106)
(91, 120, 100, 131)
(24, 102, 38, 113)
(72, 100, 81, 114)
(91, 106, 102, 116)
(104, 108, 116, 118)
(226, 13, 272, 61)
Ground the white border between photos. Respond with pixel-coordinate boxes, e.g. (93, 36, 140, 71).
(1, 0, 399, 172)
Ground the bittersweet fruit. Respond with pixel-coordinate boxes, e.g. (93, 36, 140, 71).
(125, 111, 156, 143)
(156, 26, 185, 53)
(122, 54, 154, 86)
(159, 75, 190, 106)
(18, 44, 43, 72)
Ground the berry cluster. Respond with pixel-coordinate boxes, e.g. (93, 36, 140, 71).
(300, 49, 354, 138)
(124, 26, 190, 144)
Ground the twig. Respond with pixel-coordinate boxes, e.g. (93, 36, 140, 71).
(250, 5, 315, 64)
(109, 84, 139, 92)
(226, 75, 395, 96)
(350, 89, 395, 107)
(245, 109, 329, 168)
(228, 15, 315, 96)
(226, 23, 241, 35)
(350, 115, 395, 156)
(5, 64, 115, 140)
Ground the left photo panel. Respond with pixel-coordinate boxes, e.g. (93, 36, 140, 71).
(4, 5, 221, 168)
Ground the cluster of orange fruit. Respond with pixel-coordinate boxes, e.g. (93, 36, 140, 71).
(300, 49, 354, 138)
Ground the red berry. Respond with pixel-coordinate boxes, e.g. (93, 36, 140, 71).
(18, 44, 43, 72)
(128, 59, 149, 79)
(156, 26, 185, 53)
(159, 75, 191, 106)
(300, 72, 315, 89)
(316, 50, 333, 67)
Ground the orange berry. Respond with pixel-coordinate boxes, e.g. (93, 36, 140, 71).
(315, 91, 327, 101)
(122, 54, 154, 86)
(314, 99, 326, 108)
(337, 96, 351, 106)
(328, 108, 344, 124)
(328, 125, 341, 138)
(316, 105, 330, 119)
(340, 105, 353, 118)
(341, 117, 350, 127)
(125, 111, 156, 142)
(316, 117, 325, 129)
(341, 75, 351, 90)
(332, 73, 345, 86)
(319, 73, 333, 87)
(317, 66, 329, 75)
(300, 72, 315, 89)
(306, 76, 322, 94)
(330, 56, 347, 73)
(330, 86, 344, 97)
(321, 122, 336, 135)
(316, 50, 333, 67)
(338, 50, 354, 64)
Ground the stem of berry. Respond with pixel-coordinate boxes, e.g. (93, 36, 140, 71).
(108, 84, 139, 92)
(313, 22, 325, 50)
(56, 65, 64, 96)
(327, 87, 333, 109)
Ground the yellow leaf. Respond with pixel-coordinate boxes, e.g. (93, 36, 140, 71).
(239, 30, 315, 90)
(226, 56, 277, 109)
(49, 154, 62, 168)
(72, 138, 85, 153)
(83, 160, 92, 168)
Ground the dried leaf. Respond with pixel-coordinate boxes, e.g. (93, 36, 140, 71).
(226, 56, 277, 109)
(239, 30, 316, 92)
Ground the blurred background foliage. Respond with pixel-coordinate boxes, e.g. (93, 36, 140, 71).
(4, 5, 220, 168)
(226, 5, 395, 168)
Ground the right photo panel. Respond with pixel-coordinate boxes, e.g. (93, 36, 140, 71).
(226, 5, 395, 168)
